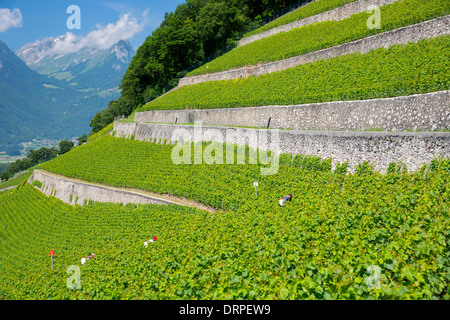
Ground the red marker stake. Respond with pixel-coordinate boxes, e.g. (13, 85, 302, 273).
(49, 250, 55, 270)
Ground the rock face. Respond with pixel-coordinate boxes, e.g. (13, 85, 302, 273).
(16, 35, 66, 65)
(17, 37, 133, 68)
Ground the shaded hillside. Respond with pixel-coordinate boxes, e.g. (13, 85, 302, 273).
(0, 40, 72, 149)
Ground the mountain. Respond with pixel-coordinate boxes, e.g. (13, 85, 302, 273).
(0, 39, 133, 154)
(17, 38, 134, 91)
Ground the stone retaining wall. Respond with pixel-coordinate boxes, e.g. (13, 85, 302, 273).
(113, 121, 450, 173)
(135, 91, 450, 132)
(29, 170, 180, 206)
(0, 185, 17, 193)
(237, 0, 399, 47)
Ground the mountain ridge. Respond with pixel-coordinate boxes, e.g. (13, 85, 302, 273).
(17, 38, 135, 90)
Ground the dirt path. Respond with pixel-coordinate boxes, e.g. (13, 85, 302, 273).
(34, 170, 218, 213)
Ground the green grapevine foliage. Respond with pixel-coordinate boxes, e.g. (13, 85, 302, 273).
(1, 135, 448, 299)
(188, 0, 449, 76)
(138, 36, 449, 112)
(244, 0, 358, 38)
(87, 123, 114, 143)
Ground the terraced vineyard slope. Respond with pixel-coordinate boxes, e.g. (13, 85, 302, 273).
(187, 0, 449, 76)
(2, 140, 448, 299)
(139, 36, 449, 112)
(244, 0, 359, 38)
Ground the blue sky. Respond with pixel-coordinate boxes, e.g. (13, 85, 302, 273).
(0, 0, 184, 52)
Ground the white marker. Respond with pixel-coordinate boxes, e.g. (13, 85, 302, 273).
(253, 181, 258, 196)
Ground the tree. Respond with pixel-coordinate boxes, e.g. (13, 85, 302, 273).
(1, 171, 10, 181)
(27, 147, 57, 164)
(77, 134, 88, 145)
(198, 2, 247, 56)
(58, 140, 75, 155)
(1, 146, 58, 181)
(88, 0, 301, 133)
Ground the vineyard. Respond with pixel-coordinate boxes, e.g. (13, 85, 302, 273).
(188, 0, 449, 76)
(0, 170, 33, 191)
(1, 0, 449, 302)
(0, 185, 208, 299)
(138, 36, 449, 112)
(1, 134, 448, 299)
(87, 123, 114, 143)
(244, 0, 358, 38)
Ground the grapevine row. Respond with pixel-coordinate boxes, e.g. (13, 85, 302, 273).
(244, 0, 359, 38)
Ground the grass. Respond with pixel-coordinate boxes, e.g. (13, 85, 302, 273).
(87, 123, 115, 143)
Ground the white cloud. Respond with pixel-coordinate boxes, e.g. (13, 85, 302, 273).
(50, 10, 149, 55)
(0, 7, 23, 32)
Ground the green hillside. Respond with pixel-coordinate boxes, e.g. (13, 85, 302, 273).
(0, 40, 122, 152)
(2, 0, 449, 302)
(0, 185, 207, 299)
(0, 40, 70, 149)
(0, 170, 33, 190)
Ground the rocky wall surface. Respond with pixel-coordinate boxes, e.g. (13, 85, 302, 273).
(29, 170, 179, 206)
(135, 91, 450, 132)
(113, 121, 450, 173)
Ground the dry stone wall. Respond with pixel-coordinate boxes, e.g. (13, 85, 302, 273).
(29, 170, 179, 206)
(0, 186, 16, 192)
(113, 121, 450, 173)
(135, 91, 450, 132)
